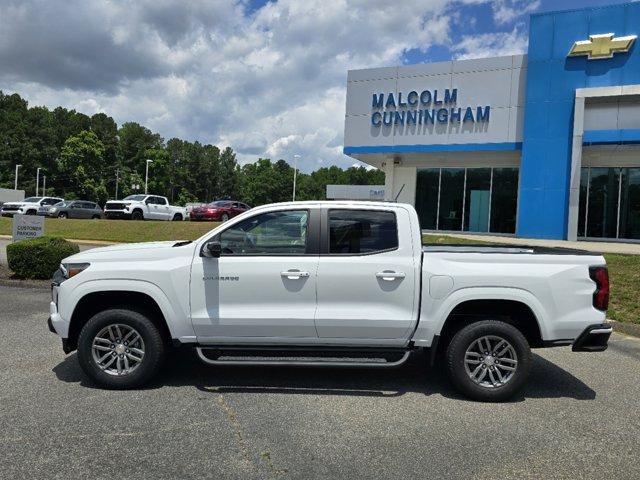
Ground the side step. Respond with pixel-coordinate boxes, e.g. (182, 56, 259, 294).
(195, 346, 412, 369)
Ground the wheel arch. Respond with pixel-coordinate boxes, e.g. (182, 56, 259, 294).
(413, 287, 549, 349)
(64, 281, 184, 352)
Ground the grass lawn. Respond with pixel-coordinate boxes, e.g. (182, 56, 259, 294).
(1, 218, 638, 325)
(0, 217, 220, 243)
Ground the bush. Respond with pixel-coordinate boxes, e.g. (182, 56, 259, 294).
(7, 236, 80, 279)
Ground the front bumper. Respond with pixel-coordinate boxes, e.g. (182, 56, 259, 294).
(572, 323, 613, 352)
(105, 210, 132, 219)
(1, 211, 20, 217)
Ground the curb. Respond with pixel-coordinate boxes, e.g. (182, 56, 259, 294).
(609, 320, 640, 339)
(0, 234, 118, 246)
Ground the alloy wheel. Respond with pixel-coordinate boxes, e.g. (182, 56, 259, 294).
(464, 335, 518, 388)
(91, 324, 145, 376)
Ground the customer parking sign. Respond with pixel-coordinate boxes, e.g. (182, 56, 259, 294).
(12, 214, 44, 242)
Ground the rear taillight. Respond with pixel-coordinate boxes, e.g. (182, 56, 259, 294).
(589, 266, 609, 311)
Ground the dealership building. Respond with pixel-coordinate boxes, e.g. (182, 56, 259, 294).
(343, 2, 640, 241)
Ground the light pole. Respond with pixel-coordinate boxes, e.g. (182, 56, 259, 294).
(36, 167, 41, 196)
(292, 154, 300, 202)
(145, 159, 153, 194)
(14, 164, 22, 190)
(115, 168, 120, 200)
(42, 176, 46, 196)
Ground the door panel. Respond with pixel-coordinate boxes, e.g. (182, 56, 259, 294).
(315, 208, 418, 342)
(190, 208, 320, 342)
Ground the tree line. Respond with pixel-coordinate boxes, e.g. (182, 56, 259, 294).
(0, 91, 384, 206)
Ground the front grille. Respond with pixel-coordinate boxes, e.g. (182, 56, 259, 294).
(2, 205, 19, 211)
(105, 203, 126, 210)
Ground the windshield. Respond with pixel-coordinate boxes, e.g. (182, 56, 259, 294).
(123, 195, 147, 201)
(23, 197, 42, 203)
(210, 201, 231, 207)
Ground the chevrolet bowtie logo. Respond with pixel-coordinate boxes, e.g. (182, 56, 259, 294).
(568, 33, 636, 60)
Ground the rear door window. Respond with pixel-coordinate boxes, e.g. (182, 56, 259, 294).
(328, 209, 398, 254)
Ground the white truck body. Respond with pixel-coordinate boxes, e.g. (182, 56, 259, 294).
(104, 195, 186, 221)
(48, 201, 612, 400)
(1, 196, 64, 216)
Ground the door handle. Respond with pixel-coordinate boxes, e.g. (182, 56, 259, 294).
(376, 271, 406, 281)
(281, 270, 310, 280)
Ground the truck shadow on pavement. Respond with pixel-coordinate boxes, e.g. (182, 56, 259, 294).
(52, 350, 596, 402)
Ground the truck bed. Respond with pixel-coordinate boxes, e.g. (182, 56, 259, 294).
(423, 244, 598, 256)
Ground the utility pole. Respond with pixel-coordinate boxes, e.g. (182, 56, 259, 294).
(36, 167, 41, 196)
(292, 155, 300, 202)
(115, 168, 120, 200)
(14, 164, 22, 190)
(145, 159, 153, 194)
(42, 176, 46, 196)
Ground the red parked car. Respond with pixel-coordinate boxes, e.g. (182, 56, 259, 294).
(189, 200, 250, 222)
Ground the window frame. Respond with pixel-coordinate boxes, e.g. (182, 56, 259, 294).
(321, 208, 400, 256)
(200, 208, 320, 257)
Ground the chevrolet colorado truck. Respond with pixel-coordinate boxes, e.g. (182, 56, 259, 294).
(104, 194, 186, 221)
(48, 201, 612, 401)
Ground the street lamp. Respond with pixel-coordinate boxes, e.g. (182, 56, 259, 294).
(36, 167, 41, 196)
(292, 154, 300, 202)
(14, 164, 22, 190)
(42, 176, 46, 196)
(145, 159, 153, 194)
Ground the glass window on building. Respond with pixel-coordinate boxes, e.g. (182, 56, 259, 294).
(415, 166, 519, 234)
(586, 167, 620, 238)
(464, 168, 491, 232)
(415, 168, 439, 230)
(490, 168, 519, 234)
(619, 168, 640, 239)
(578, 166, 640, 240)
(438, 168, 465, 231)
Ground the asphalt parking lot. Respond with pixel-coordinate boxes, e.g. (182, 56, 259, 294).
(1, 285, 639, 480)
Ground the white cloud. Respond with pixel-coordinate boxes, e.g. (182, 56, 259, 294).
(452, 26, 528, 60)
(0, 0, 537, 172)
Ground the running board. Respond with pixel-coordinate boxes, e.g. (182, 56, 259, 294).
(195, 347, 411, 368)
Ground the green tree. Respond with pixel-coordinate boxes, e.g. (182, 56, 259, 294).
(58, 130, 108, 203)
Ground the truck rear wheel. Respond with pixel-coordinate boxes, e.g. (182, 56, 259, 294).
(445, 320, 531, 402)
(77, 309, 166, 389)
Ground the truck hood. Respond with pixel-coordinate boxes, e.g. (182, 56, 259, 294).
(64, 240, 194, 263)
(2, 202, 27, 207)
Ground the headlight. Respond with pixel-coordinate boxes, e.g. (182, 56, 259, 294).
(59, 263, 90, 280)
(50, 208, 57, 212)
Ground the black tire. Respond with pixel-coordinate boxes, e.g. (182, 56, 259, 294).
(221, 213, 229, 222)
(26, 209, 37, 215)
(131, 210, 144, 221)
(92, 215, 101, 219)
(172, 213, 183, 221)
(58, 212, 68, 219)
(77, 309, 166, 389)
(445, 320, 531, 402)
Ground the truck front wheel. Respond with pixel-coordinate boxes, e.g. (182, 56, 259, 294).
(445, 320, 531, 402)
(131, 210, 143, 220)
(77, 309, 166, 389)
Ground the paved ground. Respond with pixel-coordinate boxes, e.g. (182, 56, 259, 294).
(1, 286, 640, 479)
(443, 233, 640, 255)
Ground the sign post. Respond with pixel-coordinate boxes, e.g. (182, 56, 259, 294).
(12, 214, 45, 242)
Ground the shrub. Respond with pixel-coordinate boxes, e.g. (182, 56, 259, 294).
(7, 236, 80, 280)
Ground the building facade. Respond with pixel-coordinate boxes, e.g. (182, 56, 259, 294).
(343, 2, 640, 241)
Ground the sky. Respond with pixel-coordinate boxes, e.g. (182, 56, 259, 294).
(0, 0, 631, 172)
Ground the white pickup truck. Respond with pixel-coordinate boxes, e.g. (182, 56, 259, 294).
(48, 201, 612, 401)
(104, 194, 186, 221)
(1, 196, 64, 217)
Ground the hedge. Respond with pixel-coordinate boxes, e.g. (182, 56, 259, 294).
(7, 236, 80, 279)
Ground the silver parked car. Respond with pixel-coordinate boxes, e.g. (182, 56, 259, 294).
(39, 200, 104, 219)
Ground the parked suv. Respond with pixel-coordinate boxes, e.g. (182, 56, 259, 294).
(39, 200, 103, 219)
(190, 200, 250, 222)
(1, 196, 64, 216)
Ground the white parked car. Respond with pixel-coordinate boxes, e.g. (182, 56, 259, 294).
(104, 195, 186, 221)
(48, 201, 612, 401)
(1, 196, 64, 217)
